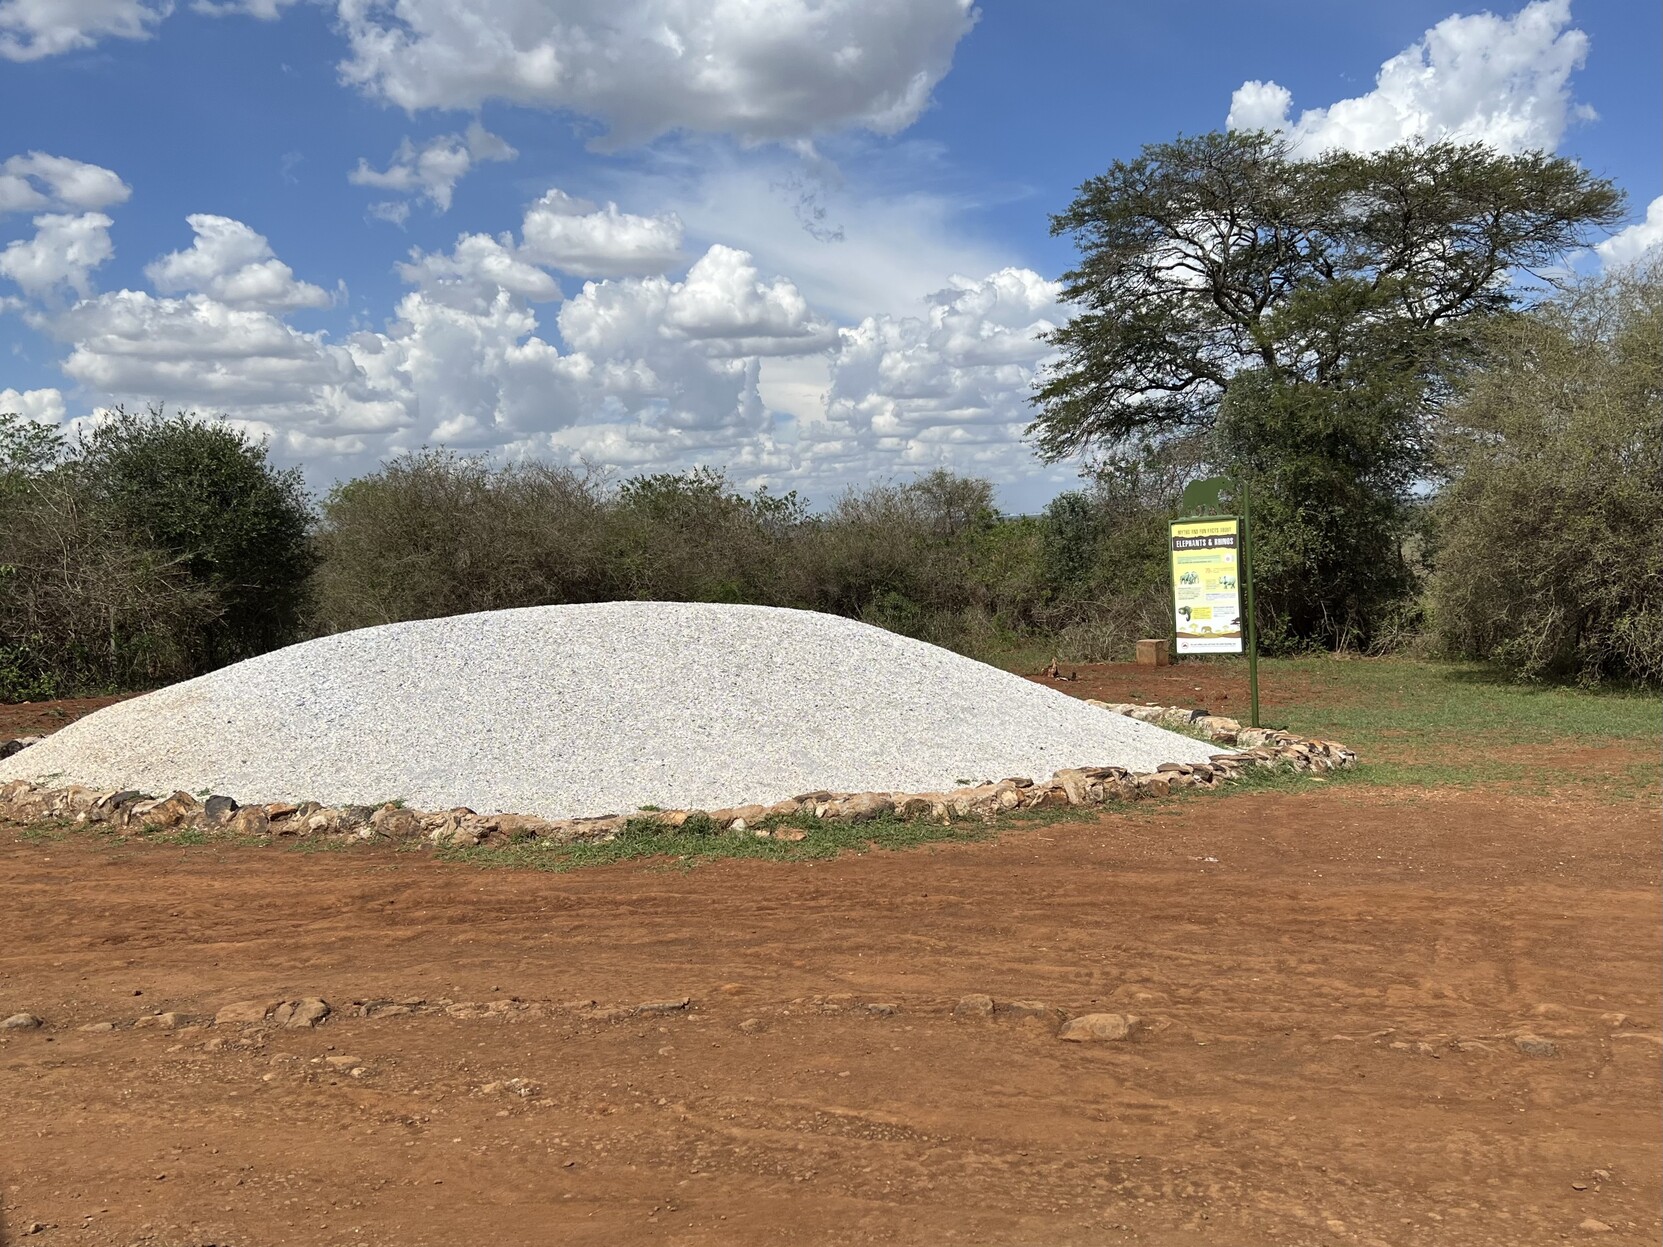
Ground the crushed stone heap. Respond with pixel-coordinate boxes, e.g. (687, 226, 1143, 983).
(0, 602, 1227, 819)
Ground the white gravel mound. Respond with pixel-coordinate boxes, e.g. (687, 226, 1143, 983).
(0, 603, 1225, 818)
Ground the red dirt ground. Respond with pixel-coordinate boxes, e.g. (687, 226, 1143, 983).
(1, 679, 1659, 1247)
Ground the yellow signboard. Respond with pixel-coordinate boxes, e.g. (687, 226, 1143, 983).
(1170, 517, 1243, 654)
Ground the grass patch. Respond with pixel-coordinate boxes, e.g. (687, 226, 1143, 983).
(436, 805, 1094, 874)
(14, 820, 69, 844)
(1167, 656, 1659, 798)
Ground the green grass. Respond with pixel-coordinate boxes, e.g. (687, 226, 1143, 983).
(1177, 655, 1660, 795)
(436, 805, 1094, 873)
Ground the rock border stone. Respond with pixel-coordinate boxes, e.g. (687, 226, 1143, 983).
(0, 703, 1356, 849)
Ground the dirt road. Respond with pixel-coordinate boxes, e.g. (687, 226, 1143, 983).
(3, 768, 1658, 1246)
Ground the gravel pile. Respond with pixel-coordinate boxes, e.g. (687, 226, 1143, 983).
(0, 602, 1225, 818)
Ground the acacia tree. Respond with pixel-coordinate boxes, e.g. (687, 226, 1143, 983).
(1030, 129, 1623, 645)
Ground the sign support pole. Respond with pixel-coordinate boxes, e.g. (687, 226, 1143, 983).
(1241, 483, 1260, 730)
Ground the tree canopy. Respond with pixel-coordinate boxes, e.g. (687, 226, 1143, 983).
(1029, 130, 1625, 462)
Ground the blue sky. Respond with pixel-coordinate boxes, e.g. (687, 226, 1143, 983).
(2, 0, 1658, 510)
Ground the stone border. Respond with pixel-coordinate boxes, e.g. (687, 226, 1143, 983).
(0, 704, 1355, 849)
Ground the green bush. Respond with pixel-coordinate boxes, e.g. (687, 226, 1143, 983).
(311, 450, 612, 631)
(1429, 261, 1663, 686)
(74, 406, 317, 668)
(0, 407, 311, 698)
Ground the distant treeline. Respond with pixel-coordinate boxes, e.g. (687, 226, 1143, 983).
(2, 264, 1659, 699)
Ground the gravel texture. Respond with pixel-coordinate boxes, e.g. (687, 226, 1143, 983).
(0, 603, 1225, 818)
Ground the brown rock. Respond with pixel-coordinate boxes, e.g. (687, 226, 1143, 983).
(1513, 1033, 1559, 1058)
(953, 994, 994, 1020)
(774, 827, 808, 843)
(2, 1012, 43, 1029)
(369, 805, 421, 840)
(1001, 1000, 1061, 1023)
(134, 1011, 190, 1030)
(226, 806, 270, 837)
(1053, 769, 1090, 805)
(214, 999, 279, 1025)
(285, 998, 331, 1028)
(1578, 1219, 1613, 1233)
(200, 795, 239, 827)
(1058, 1012, 1142, 1043)
(492, 813, 548, 842)
(134, 791, 202, 829)
(837, 792, 893, 822)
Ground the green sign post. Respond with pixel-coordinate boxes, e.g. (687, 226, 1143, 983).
(1172, 477, 1260, 728)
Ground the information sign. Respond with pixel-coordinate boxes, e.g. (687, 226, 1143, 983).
(1169, 517, 1244, 654)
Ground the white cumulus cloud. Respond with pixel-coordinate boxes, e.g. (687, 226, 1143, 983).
(145, 214, 332, 311)
(351, 122, 517, 217)
(0, 385, 66, 424)
(1227, 0, 1593, 155)
(1595, 195, 1663, 269)
(0, 212, 115, 299)
(519, 189, 683, 277)
(810, 267, 1061, 476)
(0, 152, 131, 215)
(5, 164, 1074, 497)
(334, 0, 977, 145)
(559, 244, 834, 361)
(0, 0, 169, 60)
(397, 231, 562, 309)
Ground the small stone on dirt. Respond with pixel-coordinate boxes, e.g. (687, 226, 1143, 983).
(953, 994, 995, 1019)
(738, 1017, 766, 1034)
(1578, 1218, 1613, 1233)
(1513, 1033, 1558, 1058)
(78, 1021, 116, 1032)
(1058, 1013, 1142, 1043)
(866, 1002, 899, 1017)
(633, 998, 691, 1016)
(2, 1012, 43, 1029)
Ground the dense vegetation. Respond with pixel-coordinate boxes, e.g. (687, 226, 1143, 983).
(1031, 131, 1624, 652)
(2, 136, 1657, 699)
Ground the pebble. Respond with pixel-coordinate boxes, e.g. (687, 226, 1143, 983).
(953, 994, 995, 1020)
(1513, 1034, 1559, 1058)
(2, 1012, 44, 1030)
(1579, 1218, 1613, 1233)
